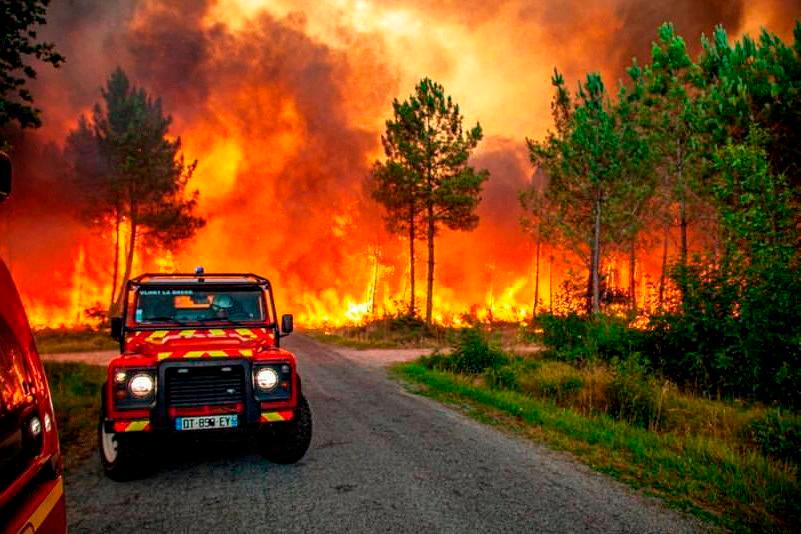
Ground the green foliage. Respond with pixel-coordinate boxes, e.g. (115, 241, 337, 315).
(421, 327, 508, 375)
(537, 312, 642, 363)
(607, 357, 664, 430)
(648, 131, 801, 405)
(748, 409, 801, 466)
(0, 0, 64, 134)
(449, 327, 508, 374)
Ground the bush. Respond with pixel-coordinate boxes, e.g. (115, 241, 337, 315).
(747, 409, 801, 465)
(449, 327, 508, 375)
(420, 327, 509, 375)
(607, 356, 665, 430)
(536, 313, 643, 363)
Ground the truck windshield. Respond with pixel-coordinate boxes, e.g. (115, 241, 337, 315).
(134, 287, 268, 324)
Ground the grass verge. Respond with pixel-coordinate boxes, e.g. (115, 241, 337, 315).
(44, 362, 105, 469)
(34, 328, 118, 354)
(391, 362, 800, 532)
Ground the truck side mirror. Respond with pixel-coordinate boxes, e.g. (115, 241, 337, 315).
(110, 316, 123, 341)
(0, 152, 11, 203)
(281, 314, 294, 336)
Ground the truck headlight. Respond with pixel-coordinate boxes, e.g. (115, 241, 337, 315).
(255, 367, 279, 391)
(129, 373, 155, 398)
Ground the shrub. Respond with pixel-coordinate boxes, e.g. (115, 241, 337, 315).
(536, 313, 643, 363)
(449, 327, 508, 375)
(607, 356, 665, 430)
(747, 409, 801, 465)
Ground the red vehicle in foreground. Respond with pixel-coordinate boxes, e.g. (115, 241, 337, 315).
(0, 153, 67, 533)
(99, 270, 312, 480)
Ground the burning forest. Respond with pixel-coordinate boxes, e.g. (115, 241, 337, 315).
(0, 0, 799, 329)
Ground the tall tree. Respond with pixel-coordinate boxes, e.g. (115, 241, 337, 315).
(530, 72, 647, 314)
(371, 115, 425, 317)
(700, 22, 801, 233)
(641, 23, 709, 302)
(0, 0, 64, 141)
(372, 78, 489, 324)
(67, 68, 204, 313)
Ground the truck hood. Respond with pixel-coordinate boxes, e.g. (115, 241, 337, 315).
(124, 327, 276, 360)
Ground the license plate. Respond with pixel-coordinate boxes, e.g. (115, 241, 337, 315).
(175, 415, 238, 431)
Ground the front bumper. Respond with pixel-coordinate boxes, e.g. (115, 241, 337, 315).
(107, 358, 295, 433)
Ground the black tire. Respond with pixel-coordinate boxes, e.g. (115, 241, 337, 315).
(259, 395, 312, 464)
(98, 386, 148, 481)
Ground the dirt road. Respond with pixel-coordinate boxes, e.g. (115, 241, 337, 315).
(64, 335, 700, 533)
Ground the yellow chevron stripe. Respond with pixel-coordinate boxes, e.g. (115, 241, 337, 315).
(261, 412, 285, 422)
(178, 330, 197, 337)
(209, 329, 226, 337)
(208, 350, 228, 358)
(158, 352, 173, 360)
(239, 349, 253, 357)
(148, 330, 168, 341)
(126, 420, 149, 431)
(236, 328, 256, 338)
(183, 351, 205, 359)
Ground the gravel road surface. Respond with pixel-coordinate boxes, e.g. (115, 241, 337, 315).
(64, 334, 700, 533)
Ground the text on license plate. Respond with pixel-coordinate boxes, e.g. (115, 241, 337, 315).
(175, 415, 238, 431)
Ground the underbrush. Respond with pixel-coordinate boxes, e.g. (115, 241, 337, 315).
(406, 326, 800, 531)
(34, 327, 117, 354)
(43, 361, 105, 468)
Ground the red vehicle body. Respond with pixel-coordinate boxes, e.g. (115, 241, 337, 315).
(0, 153, 66, 533)
(99, 271, 312, 480)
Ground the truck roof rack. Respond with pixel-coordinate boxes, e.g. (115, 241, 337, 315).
(130, 272, 272, 287)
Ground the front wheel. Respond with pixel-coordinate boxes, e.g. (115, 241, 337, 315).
(98, 390, 148, 481)
(259, 395, 313, 464)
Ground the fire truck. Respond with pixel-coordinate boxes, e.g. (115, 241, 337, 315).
(0, 152, 67, 533)
(99, 270, 312, 479)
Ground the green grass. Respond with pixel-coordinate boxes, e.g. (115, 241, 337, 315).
(391, 362, 800, 532)
(43, 362, 105, 469)
(34, 328, 118, 354)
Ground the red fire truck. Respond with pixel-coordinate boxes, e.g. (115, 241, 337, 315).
(99, 270, 312, 480)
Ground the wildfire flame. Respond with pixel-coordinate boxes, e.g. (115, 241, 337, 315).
(1, 1, 795, 330)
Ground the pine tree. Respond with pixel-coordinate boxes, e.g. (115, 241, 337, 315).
(67, 68, 204, 313)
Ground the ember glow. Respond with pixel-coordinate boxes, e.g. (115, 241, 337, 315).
(0, 0, 797, 328)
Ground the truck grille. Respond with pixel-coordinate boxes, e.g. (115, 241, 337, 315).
(165, 365, 245, 407)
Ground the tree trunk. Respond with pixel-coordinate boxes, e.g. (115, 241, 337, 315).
(591, 195, 602, 315)
(425, 204, 435, 325)
(629, 239, 637, 312)
(114, 216, 137, 314)
(533, 233, 541, 318)
(408, 206, 416, 317)
(658, 221, 669, 310)
(549, 255, 553, 314)
(109, 211, 121, 314)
